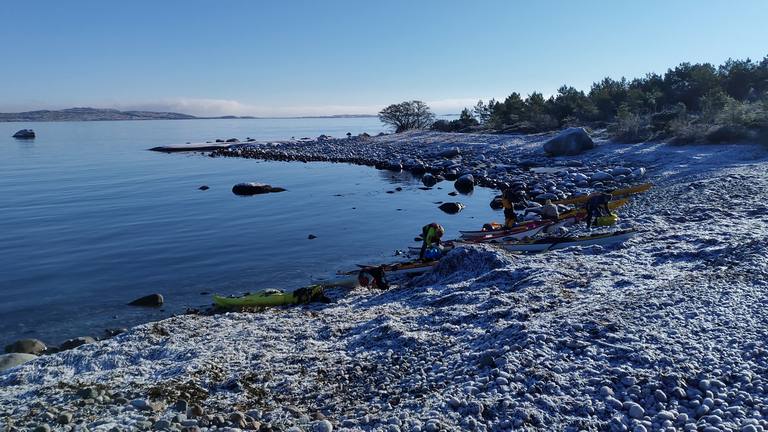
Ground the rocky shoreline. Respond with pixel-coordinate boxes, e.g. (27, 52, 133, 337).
(209, 130, 647, 203)
(2, 133, 768, 432)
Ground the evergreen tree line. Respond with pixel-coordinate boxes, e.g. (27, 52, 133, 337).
(434, 56, 768, 143)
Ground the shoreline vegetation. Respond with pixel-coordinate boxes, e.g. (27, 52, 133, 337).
(423, 56, 768, 146)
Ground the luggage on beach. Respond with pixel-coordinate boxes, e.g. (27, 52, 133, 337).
(594, 213, 619, 227)
(213, 285, 325, 308)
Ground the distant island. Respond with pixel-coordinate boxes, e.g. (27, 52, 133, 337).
(0, 107, 378, 122)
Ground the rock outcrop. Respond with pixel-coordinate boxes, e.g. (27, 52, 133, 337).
(12, 129, 35, 139)
(454, 174, 475, 194)
(128, 293, 164, 307)
(543, 128, 595, 156)
(438, 202, 465, 214)
(231, 183, 287, 196)
(4, 338, 46, 355)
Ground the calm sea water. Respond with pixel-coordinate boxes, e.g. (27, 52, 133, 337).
(0, 118, 499, 346)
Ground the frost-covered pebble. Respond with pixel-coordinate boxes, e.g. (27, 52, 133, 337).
(313, 419, 332, 432)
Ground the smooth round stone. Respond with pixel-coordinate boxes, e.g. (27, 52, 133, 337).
(625, 402, 645, 419)
(699, 380, 712, 391)
(313, 419, 333, 432)
(655, 390, 669, 403)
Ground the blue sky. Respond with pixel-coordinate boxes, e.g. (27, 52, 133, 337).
(2, 0, 766, 116)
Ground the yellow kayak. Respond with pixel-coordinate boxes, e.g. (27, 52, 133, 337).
(552, 183, 652, 206)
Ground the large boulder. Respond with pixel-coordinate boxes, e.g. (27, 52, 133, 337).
(535, 192, 559, 202)
(454, 174, 475, 194)
(232, 183, 287, 196)
(609, 166, 632, 177)
(438, 202, 465, 214)
(0, 353, 37, 372)
(4, 338, 47, 355)
(590, 171, 614, 182)
(543, 128, 595, 156)
(128, 293, 164, 307)
(438, 147, 460, 158)
(12, 129, 35, 139)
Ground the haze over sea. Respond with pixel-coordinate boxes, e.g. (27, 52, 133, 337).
(0, 118, 498, 346)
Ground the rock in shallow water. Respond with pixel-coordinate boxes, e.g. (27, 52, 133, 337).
(128, 293, 164, 307)
(438, 202, 465, 214)
(454, 174, 474, 194)
(231, 183, 286, 196)
(13, 129, 35, 139)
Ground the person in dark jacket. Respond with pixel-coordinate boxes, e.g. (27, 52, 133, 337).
(585, 192, 612, 228)
(358, 266, 389, 290)
(500, 188, 523, 228)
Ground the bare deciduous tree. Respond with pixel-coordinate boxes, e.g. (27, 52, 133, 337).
(378, 100, 435, 133)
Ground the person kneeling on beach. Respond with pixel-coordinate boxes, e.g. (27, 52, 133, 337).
(585, 192, 613, 228)
(358, 266, 389, 290)
(419, 222, 445, 260)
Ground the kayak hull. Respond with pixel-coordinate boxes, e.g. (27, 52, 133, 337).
(460, 220, 550, 240)
(461, 198, 629, 240)
(500, 230, 636, 252)
(467, 224, 548, 243)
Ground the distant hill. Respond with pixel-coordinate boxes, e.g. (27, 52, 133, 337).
(0, 107, 378, 122)
(0, 107, 257, 122)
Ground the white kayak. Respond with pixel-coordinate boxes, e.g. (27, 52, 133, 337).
(468, 224, 548, 243)
(463, 217, 578, 243)
(499, 229, 636, 253)
(459, 221, 548, 240)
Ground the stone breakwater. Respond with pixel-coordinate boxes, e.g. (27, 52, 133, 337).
(210, 130, 647, 202)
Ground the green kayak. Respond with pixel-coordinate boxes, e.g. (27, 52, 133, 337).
(213, 285, 325, 308)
